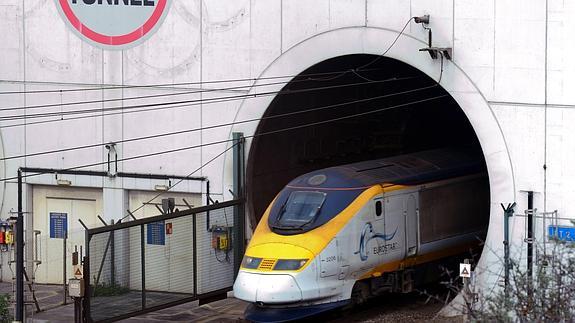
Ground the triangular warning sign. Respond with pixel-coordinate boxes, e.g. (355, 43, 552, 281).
(460, 263, 471, 277)
(74, 268, 82, 278)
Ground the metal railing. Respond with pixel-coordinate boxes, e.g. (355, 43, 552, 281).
(83, 199, 243, 322)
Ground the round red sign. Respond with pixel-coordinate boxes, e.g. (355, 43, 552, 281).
(56, 0, 172, 49)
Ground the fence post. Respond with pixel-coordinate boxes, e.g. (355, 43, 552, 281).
(140, 224, 146, 310)
(192, 213, 197, 296)
(63, 233, 68, 305)
(83, 227, 91, 322)
(502, 202, 516, 301)
(110, 220, 115, 286)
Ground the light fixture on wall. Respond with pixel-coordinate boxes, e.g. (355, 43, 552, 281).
(154, 184, 169, 191)
(57, 179, 72, 186)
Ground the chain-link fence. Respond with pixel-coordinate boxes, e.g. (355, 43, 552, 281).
(84, 200, 242, 322)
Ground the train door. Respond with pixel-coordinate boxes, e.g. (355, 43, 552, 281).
(385, 194, 405, 260)
(320, 238, 339, 277)
(405, 194, 418, 256)
(372, 195, 385, 239)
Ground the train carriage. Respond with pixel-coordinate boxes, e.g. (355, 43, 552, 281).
(233, 148, 489, 322)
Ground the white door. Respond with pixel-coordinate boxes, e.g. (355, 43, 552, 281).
(37, 198, 97, 284)
(128, 191, 201, 292)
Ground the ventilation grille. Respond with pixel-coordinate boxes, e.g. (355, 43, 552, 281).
(258, 259, 277, 271)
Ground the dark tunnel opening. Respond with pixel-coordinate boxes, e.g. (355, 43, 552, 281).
(247, 54, 487, 226)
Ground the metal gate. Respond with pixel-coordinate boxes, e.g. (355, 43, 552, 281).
(83, 199, 244, 322)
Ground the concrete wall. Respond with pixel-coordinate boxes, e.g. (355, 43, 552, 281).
(0, 0, 572, 294)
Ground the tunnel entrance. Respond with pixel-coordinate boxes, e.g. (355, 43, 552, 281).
(247, 54, 487, 224)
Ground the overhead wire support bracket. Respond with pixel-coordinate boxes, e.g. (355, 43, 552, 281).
(414, 15, 453, 60)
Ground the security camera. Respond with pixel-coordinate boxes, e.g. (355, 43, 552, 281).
(414, 15, 430, 24)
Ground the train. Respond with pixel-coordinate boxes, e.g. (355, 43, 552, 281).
(233, 148, 490, 322)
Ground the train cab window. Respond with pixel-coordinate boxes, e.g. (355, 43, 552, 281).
(375, 200, 382, 216)
(273, 191, 327, 229)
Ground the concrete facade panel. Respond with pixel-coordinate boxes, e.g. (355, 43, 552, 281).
(202, 1, 251, 83)
(25, 1, 103, 84)
(249, 0, 282, 78)
(282, 0, 330, 51)
(491, 104, 545, 192)
(493, 0, 546, 103)
(329, 0, 366, 29)
(366, 0, 410, 30)
(122, 1, 202, 86)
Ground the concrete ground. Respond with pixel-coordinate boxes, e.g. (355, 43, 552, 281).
(0, 282, 246, 322)
(0, 282, 458, 322)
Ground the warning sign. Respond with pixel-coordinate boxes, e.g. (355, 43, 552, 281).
(74, 265, 83, 279)
(460, 263, 471, 278)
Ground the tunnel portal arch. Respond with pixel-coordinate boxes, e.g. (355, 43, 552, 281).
(227, 27, 515, 290)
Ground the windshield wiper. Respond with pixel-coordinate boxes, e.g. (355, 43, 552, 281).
(272, 216, 316, 231)
(270, 224, 304, 231)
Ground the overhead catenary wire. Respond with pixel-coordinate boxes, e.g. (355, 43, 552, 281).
(0, 15, 416, 102)
(0, 70, 398, 114)
(2, 93, 448, 183)
(0, 15, 416, 96)
(0, 78, 296, 113)
(0, 84, 439, 162)
(103, 92, 449, 222)
(0, 76, 420, 123)
(356, 17, 415, 71)
(120, 141, 239, 221)
(0, 67, 386, 96)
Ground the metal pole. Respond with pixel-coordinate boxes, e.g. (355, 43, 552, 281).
(83, 235, 90, 321)
(63, 233, 67, 305)
(206, 181, 210, 231)
(110, 220, 115, 286)
(463, 258, 471, 318)
(232, 133, 245, 277)
(192, 213, 197, 297)
(502, 202, 515, 301)
(16, 169, 24, 322)
(140, 224, 146, 310)
(527, 191, 534, 299)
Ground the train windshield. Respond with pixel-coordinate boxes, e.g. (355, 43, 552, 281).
(272, 191, 327, 230)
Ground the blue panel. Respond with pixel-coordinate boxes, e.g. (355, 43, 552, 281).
(548, 226, 575, 242)
(50, 213, 68, 239)
(147, 221, 165, 245)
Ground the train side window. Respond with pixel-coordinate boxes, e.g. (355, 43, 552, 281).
(375, 201, 382, 216)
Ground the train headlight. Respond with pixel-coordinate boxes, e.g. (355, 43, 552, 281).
(273, 259, 308, 271)
(241, 256, 262, 269)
